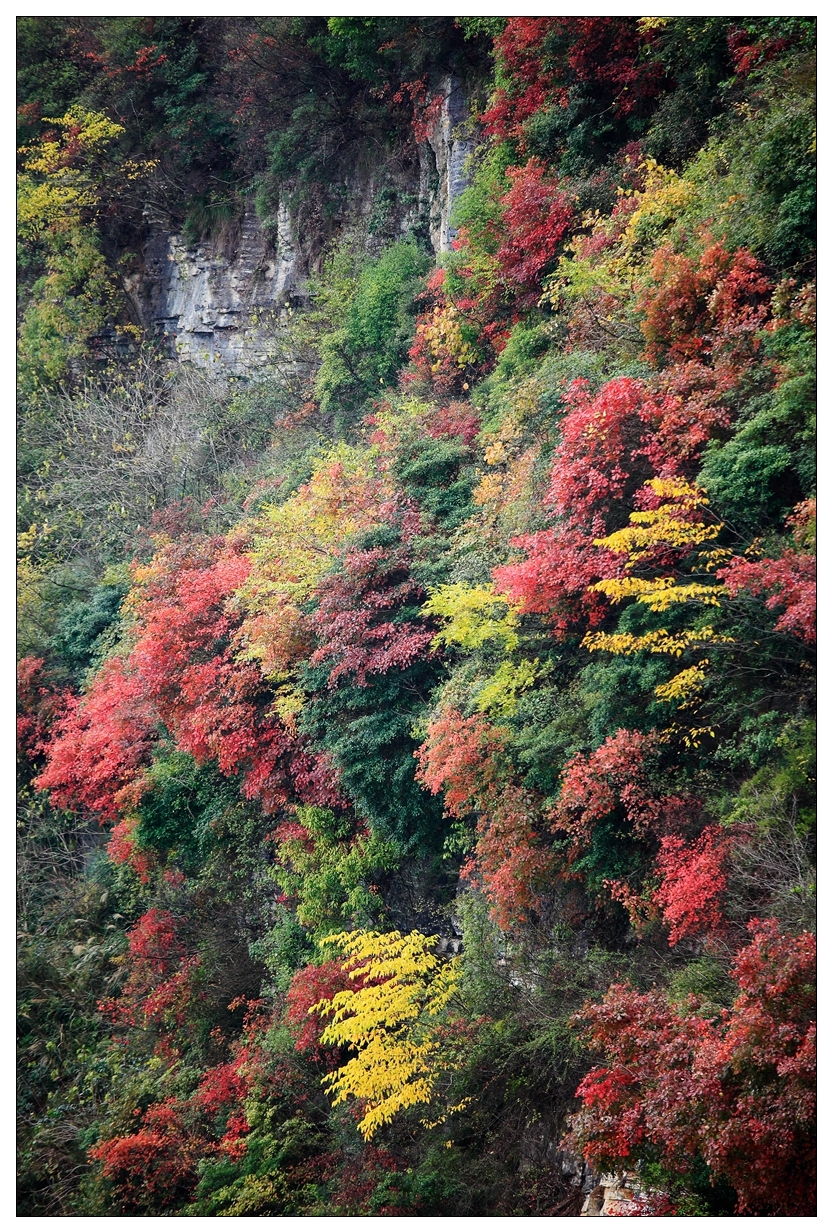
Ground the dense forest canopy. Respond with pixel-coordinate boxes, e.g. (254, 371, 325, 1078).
(18, 16, 815, 1217)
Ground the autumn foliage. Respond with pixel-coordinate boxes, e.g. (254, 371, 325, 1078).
(569, 920, 816, 1215)
(416, 710, 551, 926)
(496, 159, 574, 304)
(37, 536, 342, 820)
(19, 14, 815, 1220)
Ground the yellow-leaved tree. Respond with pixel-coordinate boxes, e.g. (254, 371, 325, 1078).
(235, 443, 390, 717)
(583, 478, 733, 733)
(422, 583, 540, 715)
(422, 582, 520, 652)
(311, 929, 461, 1140)
(17, 106, 152, 386)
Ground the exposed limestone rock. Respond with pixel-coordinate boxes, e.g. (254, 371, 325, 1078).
(423, 75, 475, 253)
(125, 80, 475, 374)
(580, 1171, 657, 1216)
(124, 201, 298, 373)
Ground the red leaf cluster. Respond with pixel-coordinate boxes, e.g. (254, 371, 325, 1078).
(99, 908, 203, 1034)
(90, 1110, 203, 1213)
(639, 241, 771, 367)
(483, 18, 665, 147)
(482, 19, 563, 146)
(493, 377, 666, 633)
(562, 18, 665, 116)
(568, 919, 816, 1215)
(37, 536, 343, 821)
(285, 958, 364, 1060)
(491, 360, 743, 632)
(36, 658, 157, 821)
(553, 729, 686, 848)
(727, 26, 791, 77)
(107, 816, 154, 882)
(17, 656, 72, 768)
(719, 550, 816, 644)
(653, 825, 731, 946)
(310, 541, 434, 687)
(416, 709, 551, 926)
(424, 401, 481, 445)
(90, 988, 322, 1207)
(496, 158, 574, 304)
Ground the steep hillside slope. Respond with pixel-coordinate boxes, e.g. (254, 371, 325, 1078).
(18, 17, 815, 1217)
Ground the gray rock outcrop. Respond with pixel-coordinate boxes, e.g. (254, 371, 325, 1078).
(124, 80, 476, 374)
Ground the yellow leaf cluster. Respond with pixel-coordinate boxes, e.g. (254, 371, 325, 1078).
(21, 106, 124, 174)
(637, 16, 670, 32)
(472, 413, 540, 544)
(583, 478, 739, 713)
(659, 724, 717, 749)
(18, 107, 124, 239)
(654, 661, 709, 705)
(475, 658, 539, 716)
(594, 478, 721, 565)
(697, 546, 734, 572)
(415, 301, 479, 371)
(236, 444, 389, 682)
(312, 930, 461, 1140)
(481, 414, 523, 467)
(423, 583, 521, 652)
(619, 160, 698, 254)
(583, 627, 733, 658)
(591, 576, 725, 611)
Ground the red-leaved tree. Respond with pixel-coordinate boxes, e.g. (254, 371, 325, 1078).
(552, 729, 688, 850)
(416, 709, 551, 926)
(493, 377, 678, 634)
(496, 158, 574, 305)
(719, 551, 816, 645)
(35, 657, 158, 820)
(310, 539, 435, 688)
(638, 241, 771, 368)
(37, 534, 343, 823)
(568, 918, 816, 1216)
(17, 656, 73, 772)
(483, 18, 665, 148)
(653, 826, 731, 946)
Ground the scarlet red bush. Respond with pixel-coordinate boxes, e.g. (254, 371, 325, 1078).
(17, 656, 72, 768)
(639, 241, 771, 367)
(653, 825, 731, 946)
(496, 159, 574, 304)
(719, 550, 816, 644)
(416, 709, 551, 925)
(37, 536, 343, 820)
(553, 729, 687, 849)
(483, 18, 665, 148)
(310, 541, 434, 687)
(99, 908, 203, 1034)
(285, 957, 363, 1060)
(568, 918, 816, 1215)
(35, 658, 157, 820)
(90, 1114, 203, 1214)
(493, 377, 663, 633)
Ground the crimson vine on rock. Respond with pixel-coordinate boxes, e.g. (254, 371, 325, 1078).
(18, 16, 815, 1217)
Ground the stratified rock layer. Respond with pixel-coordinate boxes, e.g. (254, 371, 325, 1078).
(126, 77, 474, 373)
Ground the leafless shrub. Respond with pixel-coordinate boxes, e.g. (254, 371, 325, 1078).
(726, 794, 815, 934)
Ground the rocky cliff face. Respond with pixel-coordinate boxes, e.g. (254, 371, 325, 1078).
(126, 77, 475, 374)
(124, 201, 298, 372)
(423, 76, 475, 254)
